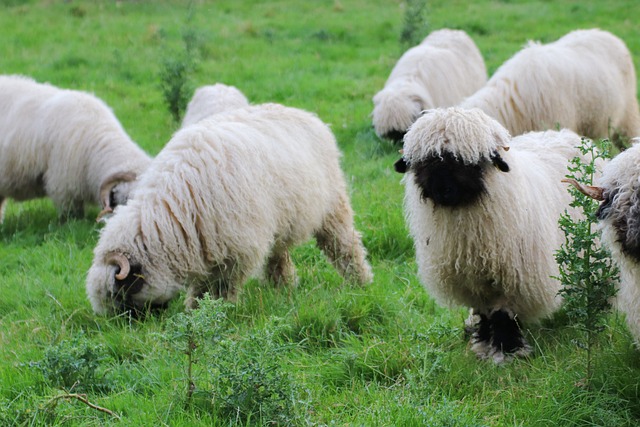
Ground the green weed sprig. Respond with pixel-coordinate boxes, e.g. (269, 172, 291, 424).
(555, 138, 618, 386)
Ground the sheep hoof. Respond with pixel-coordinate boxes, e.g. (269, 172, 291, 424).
(468, 308, 532, 363)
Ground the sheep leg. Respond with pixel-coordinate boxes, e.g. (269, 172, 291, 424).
(265, 244, 297, 287)
(185, 261, 246, 309)
(314, 194, 373, 285)
(0, 196, 5, 223)
(57, 199, 85, 221)
(487, 309, 532, 364)
(469, 311, 493, 360)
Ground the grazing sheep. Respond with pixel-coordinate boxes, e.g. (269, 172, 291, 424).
(0, 75, 152, 221)
(459, 29, 640, 141)
(181, 83, 250, 128)
(566, 139, 640, 344)
(395, 107, 597, 363)
(87, 103, 374, 315)
(372, 29, 487, 143)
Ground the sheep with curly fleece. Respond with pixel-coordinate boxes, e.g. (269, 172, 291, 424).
(395, 107, 598, 363)
(87, 103, 373, 315)
(372, 29, 487, 143)
(459, 29, 640, 141)
(566, 139, 640, 345)
(181, 83, 250, 128)
(0, 75, 152, 222)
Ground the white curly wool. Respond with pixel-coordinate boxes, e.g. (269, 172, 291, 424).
(0, 75, 151, 220)
(181, 83, 250, 128)
(87, 103, 373, 314)
(459, 29, 640, 140)
(372, 29, 487, 141)
(401, 108, 591, 322)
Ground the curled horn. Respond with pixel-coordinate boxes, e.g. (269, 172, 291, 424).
(99, 172, 137, 210)
(562, 178, 605, 201)
(97, 172, 137, 221)
(106, 252, 131, 280)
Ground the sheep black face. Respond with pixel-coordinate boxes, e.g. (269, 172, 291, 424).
(383, 129, 407, 144)
(597, 187, 640, 262)
(395, 152, 510, 208)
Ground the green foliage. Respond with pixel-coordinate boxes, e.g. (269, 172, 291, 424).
(555, 138, 619, 384)
(400, 0, 429, 48)
(31, 332, 115, 394)
(161, 296, 302, 425)
(2, 1, 640, 425)
(159, 5, 203, 124)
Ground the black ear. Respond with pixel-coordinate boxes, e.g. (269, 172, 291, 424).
(394, 158, 409, 173)
(490, 152, 510, 172)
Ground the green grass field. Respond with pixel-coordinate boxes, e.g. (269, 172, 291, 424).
(2, 0, 640, 425)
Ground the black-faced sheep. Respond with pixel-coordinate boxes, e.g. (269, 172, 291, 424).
(395, 107, 598, 363)
(372, 29, 487, 143)
(180, 83, 250, 128)
(566, 140, 640, 344)
(0, 75, 151, 221)
(86, 103, 374, 315)
(459, 29, 640, 141)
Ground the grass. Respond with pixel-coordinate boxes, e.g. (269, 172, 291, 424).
(1, 0, 640, 425)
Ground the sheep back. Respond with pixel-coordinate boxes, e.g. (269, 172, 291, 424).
(181, 83, 250, 128)
(460, 29, 640, 139)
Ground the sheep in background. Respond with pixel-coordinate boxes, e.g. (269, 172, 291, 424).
(0, 75, 152, 222)
(372, 29, 487, 143)
(395, 107, 599, 363)
(181, 83, 250, 128)
(567, 139, 640, 345)
(87, 103, 374, 315)
(459, 29, 640, 142)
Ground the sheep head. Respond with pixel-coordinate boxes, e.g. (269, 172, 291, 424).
(97, 172, 138, 221)
(395, 107, 511, 207)
(372, 88, 424, 143)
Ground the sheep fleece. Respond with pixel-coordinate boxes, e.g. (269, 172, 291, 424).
(401, 109, 590, 321)
(459, 28, 640, 139)
(87, 103, 373, 313)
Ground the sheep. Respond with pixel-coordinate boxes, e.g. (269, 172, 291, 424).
(86, 102, 374, 315)
(566, 139, 640, 345)
(181, 83, 250, 128)
(372, 29, 487, 143)
(459, 29, 640, 142)
(0, 75, 152, 222)
(394, 107, 598, 363)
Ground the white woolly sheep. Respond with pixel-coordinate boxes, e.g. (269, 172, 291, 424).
(181, 83, 250, 128)
(567, 139, 640, 345)
(86, 103, 374, 315)
(372, 29, 487, 142)
(459, 29, 640, 141)
(0, 75, 152, 222)
(395, 107, 598, 363)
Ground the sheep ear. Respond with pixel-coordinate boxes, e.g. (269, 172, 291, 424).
(490, 152, 510, 172)
(394, 158, 409, 173)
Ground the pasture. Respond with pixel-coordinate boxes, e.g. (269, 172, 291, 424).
(1, 0, 640, 425)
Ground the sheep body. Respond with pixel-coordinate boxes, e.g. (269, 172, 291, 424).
(87, 103, 373, 314)
(459, 29, 640, 140)
(181, 83, 250, 128)
(397, 107, 595, 361)
(0, 75, 151, 220)
(372, 29, 487, 142)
